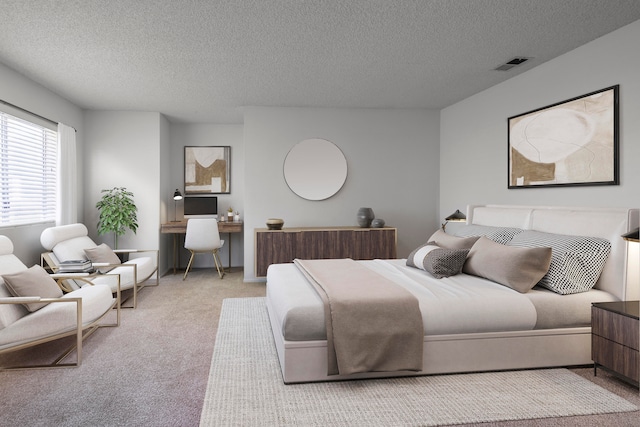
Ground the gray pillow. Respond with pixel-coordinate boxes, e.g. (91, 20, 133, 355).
(463, 236, 552, 293)
(84, 243, 121, 273)
(427, 229, 480, 250)
(407, 242, 469, 278)
(507, 230, 611, 294)
(2, 264, 63, 312)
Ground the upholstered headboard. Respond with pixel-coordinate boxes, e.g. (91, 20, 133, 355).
(466, 205, 639, 301)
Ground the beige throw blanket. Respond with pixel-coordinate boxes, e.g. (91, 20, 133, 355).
(294, 258, 424, 376)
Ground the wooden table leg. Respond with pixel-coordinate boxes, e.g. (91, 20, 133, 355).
(227, 232, 232, 273)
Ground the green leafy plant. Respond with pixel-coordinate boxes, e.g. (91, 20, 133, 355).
(96, 187, 138, 249)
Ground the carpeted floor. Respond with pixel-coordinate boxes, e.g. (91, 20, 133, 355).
(0, 269, 264, 427)
(0, 270, 638, 426)
(200, 297, 639, 427)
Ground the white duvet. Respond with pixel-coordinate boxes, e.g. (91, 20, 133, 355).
(267, 259, 538, 341)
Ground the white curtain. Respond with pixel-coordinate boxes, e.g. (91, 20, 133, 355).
(56, 123, 77, 225)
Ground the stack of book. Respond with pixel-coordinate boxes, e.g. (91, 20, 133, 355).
(58, 259, 94, 273)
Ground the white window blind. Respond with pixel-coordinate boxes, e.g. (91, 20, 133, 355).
(0, 111, 57, 226)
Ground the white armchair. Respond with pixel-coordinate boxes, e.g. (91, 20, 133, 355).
(40, 223, 158, 308)
(0, 235, 119, 369)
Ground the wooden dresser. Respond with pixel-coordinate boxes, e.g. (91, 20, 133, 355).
(591, 301, 639, 387)
(254, 226, 397, 277)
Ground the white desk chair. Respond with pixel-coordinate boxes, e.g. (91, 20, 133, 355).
(183, 218, 225, 280)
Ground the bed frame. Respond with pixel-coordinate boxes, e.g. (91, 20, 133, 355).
(266, 205, 639, 383)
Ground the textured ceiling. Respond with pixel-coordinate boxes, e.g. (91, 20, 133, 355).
(2, 1, 640, 123)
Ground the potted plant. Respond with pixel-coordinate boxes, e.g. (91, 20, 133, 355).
(96, 187, 138, 250)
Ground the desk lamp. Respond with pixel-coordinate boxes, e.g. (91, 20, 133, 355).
(172, 189, 183, 222)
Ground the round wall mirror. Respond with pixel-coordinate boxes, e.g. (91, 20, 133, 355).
(283, 138, 347, 201)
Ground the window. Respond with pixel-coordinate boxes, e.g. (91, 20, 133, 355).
(0, 111, 57, 226)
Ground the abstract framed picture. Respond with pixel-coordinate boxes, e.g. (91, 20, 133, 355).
(184, 146, 230, 194)
(508, 85, 619, 188)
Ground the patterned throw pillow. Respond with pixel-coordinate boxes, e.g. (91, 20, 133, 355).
(507, 231, 611, 294)
(448, 224, 524, 245)
(406, 242, 469, 278)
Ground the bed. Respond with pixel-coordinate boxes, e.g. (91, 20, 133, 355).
(265, 205, 639, 383)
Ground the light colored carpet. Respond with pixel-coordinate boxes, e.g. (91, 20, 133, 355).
(200, 297, 638, 427)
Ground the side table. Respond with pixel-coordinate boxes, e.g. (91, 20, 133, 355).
(591, 301, 639, 387)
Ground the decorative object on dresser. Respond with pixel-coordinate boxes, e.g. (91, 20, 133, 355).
(265, 218, 284, 230)
(356, 207, 374, 228)
(255, 226, 397, 277)
(591, 301, 639, 387)
(371, 218, 385, 228)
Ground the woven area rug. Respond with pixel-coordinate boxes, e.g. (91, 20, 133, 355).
(200, 297, 637, 426)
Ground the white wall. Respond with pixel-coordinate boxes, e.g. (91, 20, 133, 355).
(0, 62, 84, 265)
(83, 111, 162, 257)
(169, 123, 245, 270)
(440, 20, 640, 219)
(159, 114, 172, 273)
(243, 107, 440, 281)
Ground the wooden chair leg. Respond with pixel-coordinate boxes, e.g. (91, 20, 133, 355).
(183, 251, 196, 280)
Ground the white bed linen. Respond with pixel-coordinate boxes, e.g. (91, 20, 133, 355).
(267, 259, 538, 341)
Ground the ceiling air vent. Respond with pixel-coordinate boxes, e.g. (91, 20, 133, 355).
(494, 57, 530, 71)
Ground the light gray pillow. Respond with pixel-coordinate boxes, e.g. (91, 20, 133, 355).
(406, 242, 469, 278)
(427, 229, 480, 250)
(463, 236, 552, 293)
(507, 230, 611, 294)
(2, 264, 63, 312)
(84, 243, 121, 273)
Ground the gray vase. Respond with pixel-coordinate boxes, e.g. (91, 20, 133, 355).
(357, 207, 375, 228)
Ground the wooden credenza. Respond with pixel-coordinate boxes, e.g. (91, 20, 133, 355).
(254, 226, 397, 277)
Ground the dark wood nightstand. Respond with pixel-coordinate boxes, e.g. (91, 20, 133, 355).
(591, 301, 639, 387)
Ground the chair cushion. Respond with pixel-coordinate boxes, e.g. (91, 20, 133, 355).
(90, 257, 156, 292)
(0, 284, 114, 349)
(2, 265, 63, 312)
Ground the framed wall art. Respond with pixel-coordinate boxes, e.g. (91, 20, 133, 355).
(184, 146, 230, 194)
(508, 85, 619, 188)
